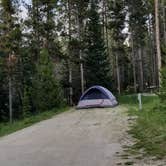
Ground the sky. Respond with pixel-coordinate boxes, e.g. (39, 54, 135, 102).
(20, 0, 31, 19)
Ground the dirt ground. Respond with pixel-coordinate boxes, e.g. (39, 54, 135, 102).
(0, 106, 165, 166)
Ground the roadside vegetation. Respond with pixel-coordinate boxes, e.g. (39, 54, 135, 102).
(0, 107, 68, 137)
(120, 95, 166, 158)
(0, 0, 165, 161)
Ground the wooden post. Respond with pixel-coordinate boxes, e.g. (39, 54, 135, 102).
(138, 93, 142, 111)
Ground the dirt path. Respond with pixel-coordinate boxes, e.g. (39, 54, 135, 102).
(0, 106, 165, 166)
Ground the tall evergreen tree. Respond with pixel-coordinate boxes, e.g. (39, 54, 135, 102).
(127, 0, 155, 92)
(108, 0, 126, 93)
(84, 0, 111, 89)
(0, 0, 22, 122)
(23, 0, 63, 112)
(33, 48, 63, 112)
(0, 55, 8, 121)
(58, 0, 89, 103)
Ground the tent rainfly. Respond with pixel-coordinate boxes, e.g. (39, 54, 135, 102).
(77, 86, 118, 109)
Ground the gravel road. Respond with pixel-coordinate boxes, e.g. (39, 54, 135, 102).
(0, 106, 134, 166)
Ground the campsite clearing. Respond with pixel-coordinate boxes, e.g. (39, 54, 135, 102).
(0, 106, 165, 166)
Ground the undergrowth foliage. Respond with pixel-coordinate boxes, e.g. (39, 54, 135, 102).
(159, 67, 166, 110)
(120, 95, 166, 158)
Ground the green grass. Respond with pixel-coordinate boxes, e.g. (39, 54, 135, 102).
(0, 107, 69, 137)
(119, 94, 166, 158)
(118, 94, 159, 107)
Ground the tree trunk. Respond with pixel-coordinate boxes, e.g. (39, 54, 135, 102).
(155, 0, 162, 86)
(77, 10, 85, 94)
(138, 48, 144, 92)
(148, 14, 156, 86)
(102, 0, 109, 50)
(116, 54, 121, 94)
(9, 76, 13, 123)
(131, 33, 137, 92)
(69, 64, 73, 105)
(80, 52, 84, 94)
(162, 0, 166, 43)
(102, 0, 105, 38)
(104, 0, 109, 55)
(67, 0, 73, 105)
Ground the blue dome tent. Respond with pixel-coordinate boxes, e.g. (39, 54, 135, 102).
(77, 86, 118, 109)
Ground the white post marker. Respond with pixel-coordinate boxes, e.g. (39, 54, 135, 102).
(138, 93, 142, 111)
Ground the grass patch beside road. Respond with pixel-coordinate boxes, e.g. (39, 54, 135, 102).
(0, 107, 68, 137)
(119, 94, 166, 158)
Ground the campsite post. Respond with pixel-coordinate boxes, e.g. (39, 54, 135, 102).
(138, 93, 142, 111)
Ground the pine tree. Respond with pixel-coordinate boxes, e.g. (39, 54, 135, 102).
(0, 0, 22, 122)
(84, 0, 111, 89)
(23, 0, 63, 112)
(0, 0, 21, 56)
(108, 0, 126, 93)
(127, 0, 153, 92)
(0, 55, 9, 121)
(33, 48, 63, 112)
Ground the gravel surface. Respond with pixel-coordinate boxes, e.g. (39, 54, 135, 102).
(0, 106, 165, 166)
